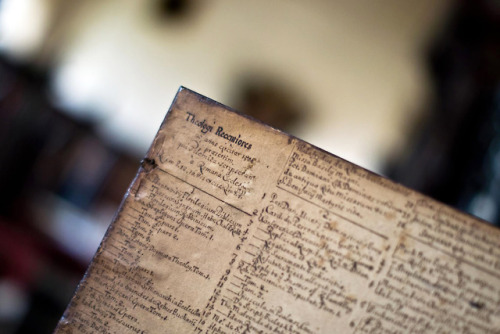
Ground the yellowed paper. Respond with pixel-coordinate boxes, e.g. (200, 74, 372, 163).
(55, 87, 500, 333)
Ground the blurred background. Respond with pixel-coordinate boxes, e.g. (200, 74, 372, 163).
(0, 0, 499, 332)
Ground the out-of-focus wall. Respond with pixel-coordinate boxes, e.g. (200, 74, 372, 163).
(1, 0, 452, 171)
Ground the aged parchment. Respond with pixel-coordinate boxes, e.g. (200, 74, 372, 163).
(55, 87, 500, 333)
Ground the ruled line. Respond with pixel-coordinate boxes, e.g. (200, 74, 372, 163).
(157, 168, 251, 216)
(131, 207, 142, 214)
(276, 185, 388, 240)
(404, 234, 500, 280)
(276, 142, 297, 183)
(252, 235, 266, 242)
(125, 213, 138, 220)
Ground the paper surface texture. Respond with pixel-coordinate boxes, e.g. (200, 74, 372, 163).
(55, 87, 500, 333)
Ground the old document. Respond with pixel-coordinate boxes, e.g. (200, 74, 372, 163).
(56, 87, 500, 333)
